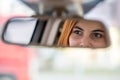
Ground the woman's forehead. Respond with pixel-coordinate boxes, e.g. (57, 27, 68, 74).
(74, 19, 106, 30)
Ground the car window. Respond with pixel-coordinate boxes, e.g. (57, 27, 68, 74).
(0, 0, 35, 80)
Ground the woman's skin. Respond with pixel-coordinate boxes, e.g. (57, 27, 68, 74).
(69, 20, 108, 48)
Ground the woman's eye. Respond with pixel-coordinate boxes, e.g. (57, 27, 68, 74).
(92, 33, 103, 38)
(73, 30, 82, 35)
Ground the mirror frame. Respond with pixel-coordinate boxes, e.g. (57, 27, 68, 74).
(1, 16, 111, 48)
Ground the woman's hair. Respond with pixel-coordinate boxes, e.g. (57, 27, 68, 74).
(57, 17, 83, 46)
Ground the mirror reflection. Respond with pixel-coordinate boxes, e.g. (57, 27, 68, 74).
(58, 18, 110, 48)
(3, 18, 38, 45)
(2, 17, 110, 48)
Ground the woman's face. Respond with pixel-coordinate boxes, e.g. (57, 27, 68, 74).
(69, 20, 108, 48)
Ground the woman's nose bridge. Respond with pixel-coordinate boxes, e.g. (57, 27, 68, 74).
(79, 36, 91, 47)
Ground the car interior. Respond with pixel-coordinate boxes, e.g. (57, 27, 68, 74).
(0, 0, 120, 80)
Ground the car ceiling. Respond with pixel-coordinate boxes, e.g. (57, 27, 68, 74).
(20, 0, 104, 15)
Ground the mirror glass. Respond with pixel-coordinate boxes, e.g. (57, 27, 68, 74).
(3, 18, 38, 45)
(58, 18, 110, 48)
(2, 17, 110, 48)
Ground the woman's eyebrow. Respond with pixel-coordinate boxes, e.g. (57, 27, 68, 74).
(74, 26, 84, 31)
(92, 29, 104, 32)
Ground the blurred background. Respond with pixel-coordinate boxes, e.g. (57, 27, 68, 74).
(0, 0, 120, 80)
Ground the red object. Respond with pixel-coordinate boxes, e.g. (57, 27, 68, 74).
(0, 15, 35, 80)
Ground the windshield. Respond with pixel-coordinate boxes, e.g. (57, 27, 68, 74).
(0, 0, 120, 80)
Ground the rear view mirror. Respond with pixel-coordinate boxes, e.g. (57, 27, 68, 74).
(1, 17, 110, 48)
